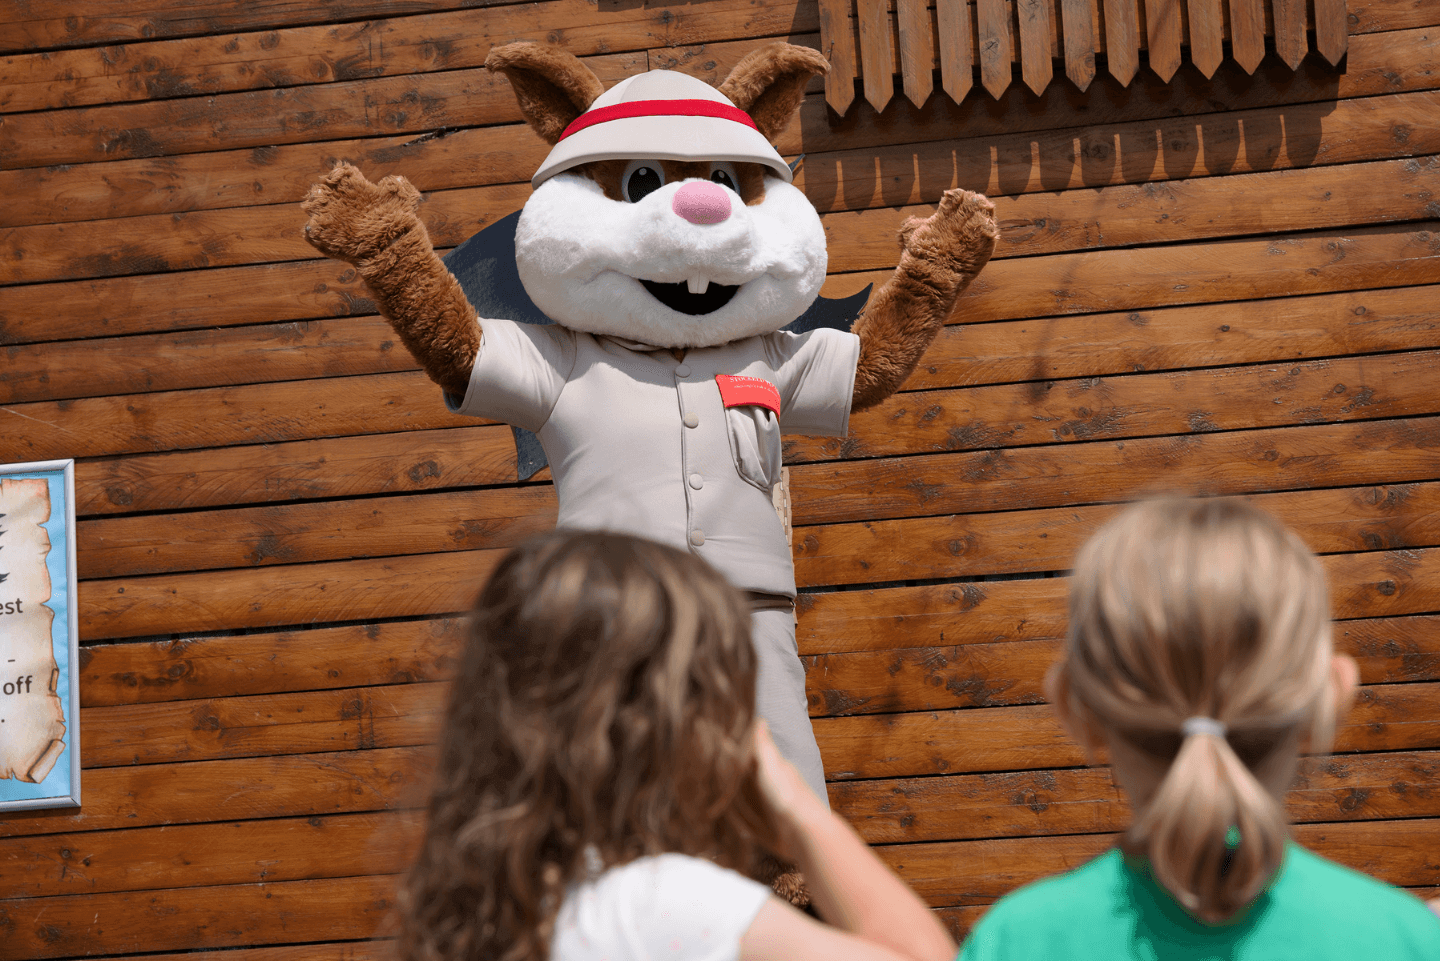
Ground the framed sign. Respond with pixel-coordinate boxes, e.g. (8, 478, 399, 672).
(0, 459, 80, 811)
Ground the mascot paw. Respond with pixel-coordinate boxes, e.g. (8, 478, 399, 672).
(770, 869, 812, 908)
(898, 188, 1000, 285)
(301, 162, 423, 264)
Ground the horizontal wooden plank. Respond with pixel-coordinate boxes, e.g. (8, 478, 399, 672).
(824, 155, 1440, 274)
(0, 316, 419, 405)
(2, 369, 478, 463)
(76, 425, 524, 518)
(78, 619, 463, 707)
(802, 89, 1440, 219)
(0, 746, 427, 838)
(905, 282, 1440, 393)
(805, 609, 1440, 717)
(0, 122, 546, 231)
(71, 946, 382, 961)
(0, 8, 555, 114)
(14, 273, 1440, 415)
(0, 0, 830, 170)
(80, 548, 504, 642)
(9, 227, 1438, 465)
(1348, 0, 1440, 34)
(877, 818, 1440, 907)
(77, 485, 556, 578)
(796, 480, 1440, 587)
(816, 682, 1440, 780)
(792, 346, 1440, 466)
(0, 55, 624, 171)
(791, 406, 1440, 529)
(85, 465, 1440, 584)
(874, 221, 1440, 328)
(0, 258, 372, 347)
(12, 149, 1439, 289)
(0, 874, 394, 959)
(0, 0, 508, 52)
(799, 497, 1440, 655)
(1, 811, 419, 898)
(835, 750, 1440, 844)
(10, 77, 1437, 236)
(77, 506, 1440, 642)
(0, 182, 525, 286)
(81, 682, 444, 769)
(2, 20, 1440, 230)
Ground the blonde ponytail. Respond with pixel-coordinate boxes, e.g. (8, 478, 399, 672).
(1134, 727, 1288, 921)
(1060, 497, 1337, 922)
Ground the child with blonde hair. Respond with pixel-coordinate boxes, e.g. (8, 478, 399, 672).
(396, 530, 958, 961)
(960, 496, 1440, 959)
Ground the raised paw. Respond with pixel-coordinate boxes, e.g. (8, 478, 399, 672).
(300, 162, 424, 264)
(898, 188, 1000, 282)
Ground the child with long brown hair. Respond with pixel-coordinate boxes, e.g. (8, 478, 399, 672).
(396, 530, 958, 961)
(959, 497, 1440, 959)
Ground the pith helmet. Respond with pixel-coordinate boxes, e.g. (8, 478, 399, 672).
(531, 69, 792, 187)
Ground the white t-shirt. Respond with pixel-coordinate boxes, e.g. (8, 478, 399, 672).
(549, 854, 773, 961)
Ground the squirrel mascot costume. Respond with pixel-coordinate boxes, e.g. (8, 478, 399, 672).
(302, 40, 998, 891)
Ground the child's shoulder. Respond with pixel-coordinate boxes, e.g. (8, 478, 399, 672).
(958, 848, 1132, 960)
(1272, 844, 1439, 929)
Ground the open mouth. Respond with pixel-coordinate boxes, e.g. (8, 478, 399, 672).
(640, 279, 740, 316)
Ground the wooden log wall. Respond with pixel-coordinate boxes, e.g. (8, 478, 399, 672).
(1, 0, 1438, 954)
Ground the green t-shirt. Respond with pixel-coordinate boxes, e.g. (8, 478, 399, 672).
(958, 843, 1440, 961)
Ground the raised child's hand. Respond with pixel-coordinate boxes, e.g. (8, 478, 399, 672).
(301, 162, 423, 264)
(752, 719, 827, 857)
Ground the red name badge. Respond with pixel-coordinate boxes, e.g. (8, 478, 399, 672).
(715, 374, 781, 416)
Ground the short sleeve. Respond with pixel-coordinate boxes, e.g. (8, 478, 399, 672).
(641, 856, 772, 961)
(766, 328, 860, 437)
(445, 316, 576, 432)
(550, 854, 771, 961)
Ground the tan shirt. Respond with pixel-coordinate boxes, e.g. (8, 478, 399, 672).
(450, 317, 860, 597)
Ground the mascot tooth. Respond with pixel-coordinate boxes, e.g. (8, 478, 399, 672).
(301, 40, 999, 842)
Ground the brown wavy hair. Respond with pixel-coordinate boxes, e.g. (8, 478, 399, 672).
(1055, 497, 1337, 922)
(394, 530, 779, 961)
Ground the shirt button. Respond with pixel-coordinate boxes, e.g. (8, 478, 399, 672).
(675, 364, 691, 377)
(689, 473, 703, 490)
(683, 411, 699, 428)
(689, 529, 705, 547)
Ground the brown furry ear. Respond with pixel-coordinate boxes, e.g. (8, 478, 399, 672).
(485, 42, 605, 144)
(717, 43, 829, 143)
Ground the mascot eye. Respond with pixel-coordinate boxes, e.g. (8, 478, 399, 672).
(623, 163, 665, 203)
(710, 164, 739, 192)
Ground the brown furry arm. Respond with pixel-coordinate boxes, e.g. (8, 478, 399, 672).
(850, 189, 998, 412)
(301, 163, 481, 398)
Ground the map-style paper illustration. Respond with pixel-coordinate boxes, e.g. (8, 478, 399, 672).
(0, 477, 67, 784)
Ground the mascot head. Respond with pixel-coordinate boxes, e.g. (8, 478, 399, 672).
(486, 42, 831, 349)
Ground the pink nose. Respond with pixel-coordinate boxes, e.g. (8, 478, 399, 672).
(671, 181, 732, 224)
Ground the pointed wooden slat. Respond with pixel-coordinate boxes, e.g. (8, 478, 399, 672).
(1016, 0, 1055, 95)
(1188, 0, 1225, 76)
(936, 0, 975, 102)
(1059, 0, 1097, 90)
(856, 0, 896, 111)
(895, 0, 935, 107)
(1228, 0, 1267, 72)
(818, 0, 858, 114)
(1102, 0, 1140, 84)
(1315, 0, 1350, 66)
(1273, 0, 1310, 69)
(1143, 0, 1183, 81)
(976, 0, 1014, 98)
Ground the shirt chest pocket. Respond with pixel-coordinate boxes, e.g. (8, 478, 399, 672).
(717, 375, 783, 492)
